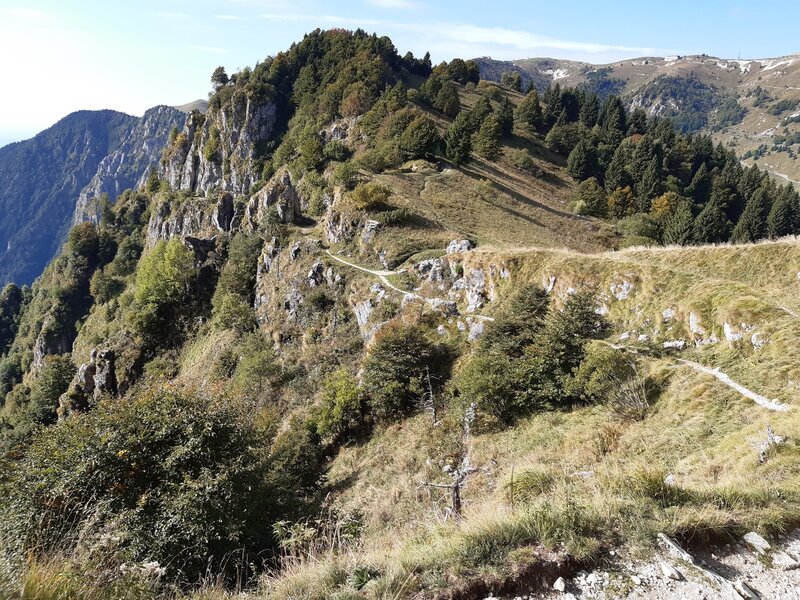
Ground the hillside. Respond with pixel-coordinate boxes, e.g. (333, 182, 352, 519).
(477, 53, 800, 187)
(0, 29, 799, 600)
(0, 105, 185, 286)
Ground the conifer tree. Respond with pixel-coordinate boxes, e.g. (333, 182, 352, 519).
(573, 178, 607, 217)
(731, 188, 770, 243)
(662, 201, 695, 246)
(516, 89, 544, 132)
(686, 162, 711, 204)
(693, 199, 731, 244)
(498, 96, 514, 137)
(627, 108, 648, 135)
(435, 82, 461, 118)
(579, 93, 599, 127)
(599, 96, 627, 146)
(542, 84, 562, 129)
(473, 113, 502, 160)
(445, 112, 472, 165)
(635, 156, 663, 212)
(567, 139, 599, 181)
(469, 96, 493, 132)
(767, 187, 800, 238)
(604, 145, 632, 193)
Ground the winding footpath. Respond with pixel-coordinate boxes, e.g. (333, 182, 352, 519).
(602, 341, 789, 413)
(325, 250, 495, 321)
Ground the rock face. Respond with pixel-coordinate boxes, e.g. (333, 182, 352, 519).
(243, 169, 304, 227)
(0, 105, 186, 285)
(160, 91, 277, 196)
(73, 105, 186, 223)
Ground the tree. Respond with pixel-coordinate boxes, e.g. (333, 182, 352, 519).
(469, 96, 493, 132)
(210, 66, 229, 89)
(500, 71, 522, 92)
(498, 96, 515, 137)
(767, 187, 800, 238)
(435, 81, 461, 118)
(362, 324, 450, 421)
(599, 96, 627, 145)
(731, 188, 770, 243)
(579, 93, 599, 127)
(398, 115, 439, 159)
(573, 178, 607, 217)
(0, 283, 23, 355)
(662, 201, 695, 245)
(516, 89, 543, 132)
(473, 113, 502, 160)
(445, 112, 473, 165)
(693, 199, 731, 244)
(566, 139, 599, 181)
(635, 156, 664, 212)
(604, 144, 632, 192)
(607, 186, 637, 219)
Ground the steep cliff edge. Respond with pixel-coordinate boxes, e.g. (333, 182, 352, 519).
(160, 91, 276, 196)
(73, 105, 186, 223)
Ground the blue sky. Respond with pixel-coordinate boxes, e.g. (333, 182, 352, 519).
(1, 0, 799, 145)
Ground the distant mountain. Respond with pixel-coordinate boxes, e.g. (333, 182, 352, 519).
(0, 106, 184, 285)
(477, 53, 800, 187)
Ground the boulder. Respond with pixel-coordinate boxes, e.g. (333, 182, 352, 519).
(446, 239, 475, 254)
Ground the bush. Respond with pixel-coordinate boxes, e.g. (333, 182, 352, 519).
(323, 140, 351, 162)
(508, 148, 537, 173)
(313, 369, 362, 444)
(362, 324, 452, 421)
(212, 234, 262, 332)
(332, 161, 359, 190)
(67, 222, 99, 263)
(398, 115, 439, 159)
(348, 182, 391, 211)
(0, 388, 274, 583)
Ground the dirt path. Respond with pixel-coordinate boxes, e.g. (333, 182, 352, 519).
(326, 250, 495, 321)
(675, 358, 790, 412)
(601, 341, 790, 412)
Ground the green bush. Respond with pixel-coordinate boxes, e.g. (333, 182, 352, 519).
(211, 234, 262, 332)
(348, 182, 391, 211)
(361, 324, 452, 421)
(323, 140, 351, 162)
(0, 388, 274, 583)
(313, 369, 362, 444)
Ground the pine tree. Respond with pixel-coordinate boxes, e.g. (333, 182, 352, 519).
(662, 201, 695, 245)
(542, 84, 562, 130)
(604, 144, 632, 193)
(767, 187, 800, 238)
(516, 89, 543, 132)
(473, 113, 502, 160)
(445, 112, 472, 165)
(567, 139, 599, 181)
(599, 96, 627, 146)
(469, 97, 493, 133)
(635, 156, 663, 211)
(435, 82, 461, 118)
(498, 96, 514, 137)
(579, 93, 599, 127)
(693, 199, 731, 244)
(731, 188, 770, 243)
(686, 163, 711, 204)
(627, 108, 647, 135)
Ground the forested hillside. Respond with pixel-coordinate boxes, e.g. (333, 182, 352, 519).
(1, 29, 799, 600)
(0, 106, 184, 286)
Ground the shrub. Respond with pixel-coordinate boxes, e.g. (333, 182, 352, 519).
(323, 140, 351, 162)
(508, 148, 537, 173)
(0, 388, 274, 583)
(89, 268, 124, 303)
(212, 234, 262, 332)
(313, 369, 362, 444)
(348, 182, 391, 211)
(67, 222, 99, 263)
(332, 161, 359, 190)
(362, 324, 452, 421)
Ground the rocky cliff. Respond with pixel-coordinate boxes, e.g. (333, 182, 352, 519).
(160, 90, 276, 197)
(73, 105, 186, 223)
(0, 107, 184, 286)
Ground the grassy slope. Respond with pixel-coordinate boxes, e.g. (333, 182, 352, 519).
(261, 239, 800, 598)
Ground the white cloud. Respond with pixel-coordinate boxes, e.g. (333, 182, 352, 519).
(214, 14, 245, 20)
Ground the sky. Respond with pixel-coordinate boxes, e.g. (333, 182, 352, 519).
(1, 0, 800, 146)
